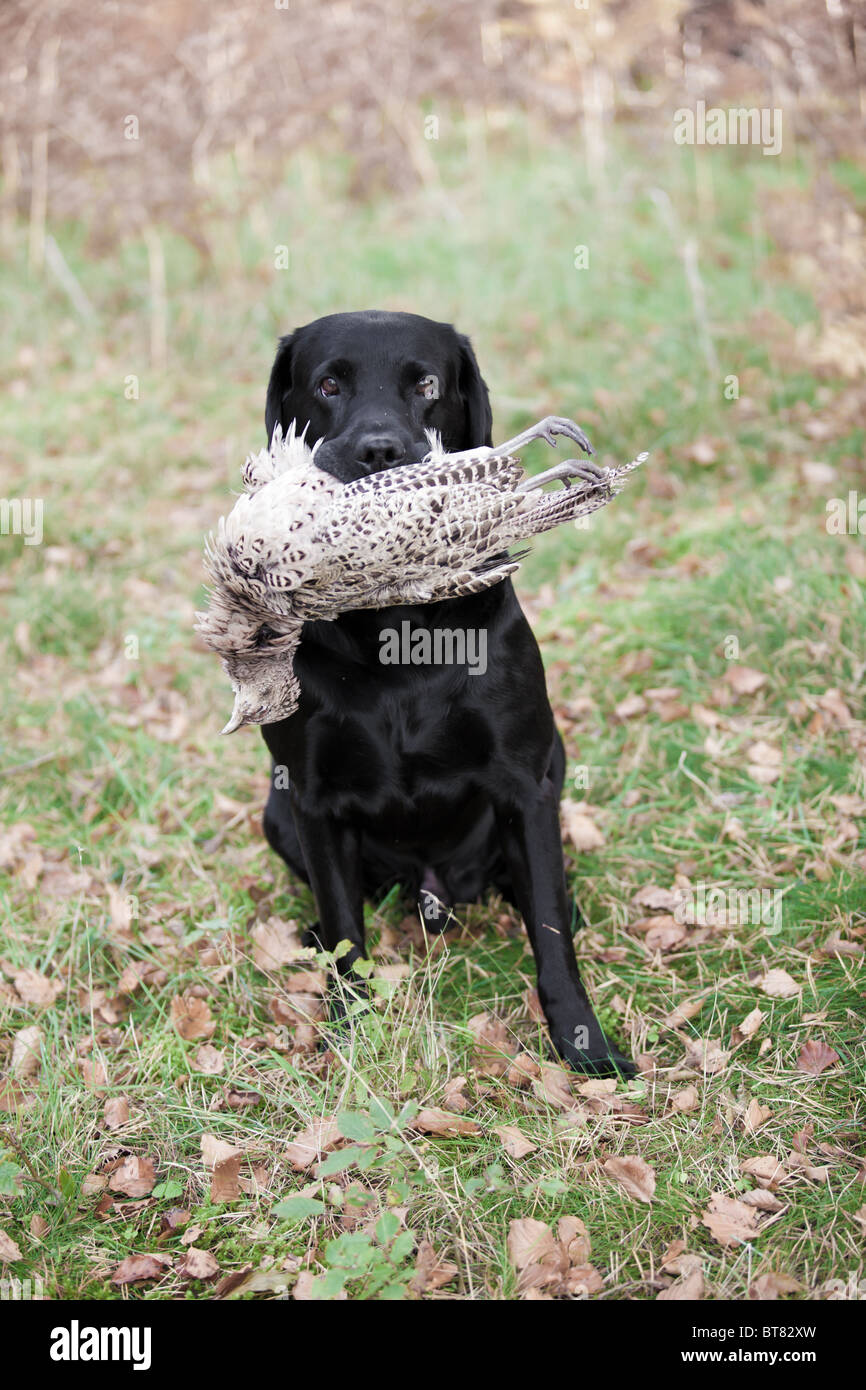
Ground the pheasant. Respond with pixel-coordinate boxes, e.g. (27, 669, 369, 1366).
(196, 416, 647, 732)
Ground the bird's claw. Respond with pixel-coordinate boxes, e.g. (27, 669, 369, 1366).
(497, 414, 594, 460)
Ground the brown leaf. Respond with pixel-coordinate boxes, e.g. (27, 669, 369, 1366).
(108, 1155, 156, 1198)
(495, 1124, 537, 1159)
(507, 1217, 557, 1271)
(701, 1194, 762, 1246)
(741, 1189, 785, 1213)
(0, 1230, 23, 1262)
(505, 1053, 541, 1088)
(30, 1214, 50, 1238)
(467, 1012, 518, 1077)
(410, 1239, 458, 1294)
(743, 1098, 773, 1134)
(725, 666, 767, 696)
(13, 969, 62, 1007)
(103, 1096, 130, 1130)
(739, 1155, 787, 1189)
(251, 916, 303, 971)
(178, 1246, 220, 1280)
(171, 992, 215, 1041)
(603, 1155, 656, 1203)
(658, 1255, 704, 1301)
(412, 1108, 481, 1138)
(10, 1025, 42, 1078)
(615, 693, 647, 720)
(195, 1043, 225, 1074)
(759, 969, 800, 1000)
(732, 1007, 765, 1045)
(441, 1075, 471, 1112)
(561, 800, 605, 851)
(797, 1039, 841, 1076)
(749, 1271, 802, 1300)
(80, 1056, 108, 1088)
(533, 1065, 574, 1110)
(645, 917, 687, 951)
(663, 996, 705, 1028)
(200, 1133, 243, 1202)
(632, 883, 678, 912)
(684, 1037, 730, 1075)
(284, 1117, 340, 1170)
(671, 1085, 699, 1114)
(111, 1253, 172, 1285)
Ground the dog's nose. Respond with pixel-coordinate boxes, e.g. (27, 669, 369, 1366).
(355, 433, 407, 471)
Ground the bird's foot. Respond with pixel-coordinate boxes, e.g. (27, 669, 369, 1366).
(498, 415, 594, 459)
(516, 458, 608, 493)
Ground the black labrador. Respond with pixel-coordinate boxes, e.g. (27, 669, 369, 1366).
(259, 309, 633, 1077)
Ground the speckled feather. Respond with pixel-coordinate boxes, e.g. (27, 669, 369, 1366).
(196, 419, 647, 731)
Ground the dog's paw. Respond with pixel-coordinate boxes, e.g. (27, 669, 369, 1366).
(552, 1032, 637, 1080)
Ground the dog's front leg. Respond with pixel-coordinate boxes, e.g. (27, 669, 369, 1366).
(494, 783, 635, 1077)
(291, 809, 367, 1023)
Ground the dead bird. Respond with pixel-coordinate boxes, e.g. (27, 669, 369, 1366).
(196, 415, 647, 732)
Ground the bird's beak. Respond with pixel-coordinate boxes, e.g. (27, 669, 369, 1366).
(220, 696, 248, 735)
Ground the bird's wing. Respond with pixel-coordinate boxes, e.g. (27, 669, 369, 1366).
(342, 449, 525, 499)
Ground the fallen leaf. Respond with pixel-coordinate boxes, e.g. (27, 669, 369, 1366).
(658, 1255, 704, 1301)
(200, 1133, 243, 1202)
(507, 1217, 557, 1270)
(685, 1037, 730, 1075)
(13, 969, 62, 1007)
(10, 1025, 42, 1077)
(671, 1085, 699, 1114)
(797, 1039, 841, 1076)
(412, 1108, 481, 1138)
(701, 1194, 762, 1246)
(0, 1230, 23, 1262)
(561, 800, 605, 851)
(171, 993, 215, 1041)
(284, 1117, 340, 1170)
(195, 1043, 225, 1074)
(760, 969, 800, 1000)
(732, 1007, 765, 1045)
(744, 1098, 773, 1134)
(614, 693, 647, 720)
(739, 1155, 787, 1189)
(111, 1253, 172, 1285)
(103, 1096, 130, 1130)
(725, 666, 767, 696)
(603, 1155, 656, 1203)
(251, 917, 303, 971)
(467, 1012, 518, 1076)
(410, 1239, 458, 1294)
(495, 1125, 537, 1159)
(749, 1271, 802, 1300)
(108, 1155, 156, 1198)
(178, 1246, 220, 1280)
(632, 884, 678, 913)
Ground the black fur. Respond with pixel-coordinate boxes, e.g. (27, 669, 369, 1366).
(259, 310, 633, 1076)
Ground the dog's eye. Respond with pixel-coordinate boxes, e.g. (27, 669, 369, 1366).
(319, 376, 340, 397)
(416, 373, 440, 401)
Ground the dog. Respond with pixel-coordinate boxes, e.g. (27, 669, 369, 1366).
(259, 309, 634, 1077)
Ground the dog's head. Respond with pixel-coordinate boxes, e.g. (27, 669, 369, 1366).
(265, 310, 492, 483)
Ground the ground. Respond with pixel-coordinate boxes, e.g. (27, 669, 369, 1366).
(0, 130, 863, 1300)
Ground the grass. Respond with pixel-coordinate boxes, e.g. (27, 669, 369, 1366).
(0, 122, 864, 1300)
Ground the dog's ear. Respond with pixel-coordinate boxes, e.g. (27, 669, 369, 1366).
(457, 334, 493, 448)
(265, 332, 297, 444)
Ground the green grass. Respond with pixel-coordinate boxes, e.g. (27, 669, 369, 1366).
(0, 127, 864, 1300)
